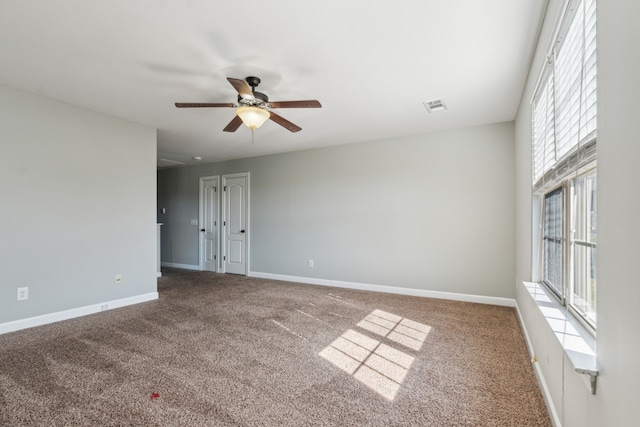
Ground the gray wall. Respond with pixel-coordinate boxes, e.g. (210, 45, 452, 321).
(596, 0, 640, 423)
(514, 0, 640, 425)
(158, 122, 516, 298)
(0, 84, 157, 324)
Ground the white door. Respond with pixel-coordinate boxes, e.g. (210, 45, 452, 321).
(199, 176, 219, 272)
(223, 173, 248, 275)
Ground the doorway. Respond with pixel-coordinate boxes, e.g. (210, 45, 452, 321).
(199, 172, 249, 275)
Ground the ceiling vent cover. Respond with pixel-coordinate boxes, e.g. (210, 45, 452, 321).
(423, 99, 448, 113)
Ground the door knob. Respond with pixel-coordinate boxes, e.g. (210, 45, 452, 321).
(240, 229, 245, 233)
(200, 229, 205, 232)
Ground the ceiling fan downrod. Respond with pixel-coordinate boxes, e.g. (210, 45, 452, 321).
(246, 76, 261, 94)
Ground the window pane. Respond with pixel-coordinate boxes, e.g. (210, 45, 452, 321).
(543, 188, 563, 297)
(570, 171, 597, 328)
(572, 244, 596, 325)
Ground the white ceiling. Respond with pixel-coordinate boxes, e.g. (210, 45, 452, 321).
(0, 0, 547, 167)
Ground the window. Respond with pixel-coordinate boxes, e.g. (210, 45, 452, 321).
(532, 0, 597, 330)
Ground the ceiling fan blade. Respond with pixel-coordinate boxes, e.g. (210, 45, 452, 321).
(175, 102, 235, 108)
(223, 115, 243, 132)
(269, 111, 302, 132)
(227, 77, 254, 99)
(268, 100, 322, 109)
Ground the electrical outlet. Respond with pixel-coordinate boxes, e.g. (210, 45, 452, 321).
(115, 274, 122, 284)
(17, 287, 28, 301)
(308, 259, 314, 268)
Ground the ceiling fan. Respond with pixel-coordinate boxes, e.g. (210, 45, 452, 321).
(175, 76, 322, 133)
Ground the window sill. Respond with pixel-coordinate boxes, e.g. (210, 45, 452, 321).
(523, 281, 598, 394)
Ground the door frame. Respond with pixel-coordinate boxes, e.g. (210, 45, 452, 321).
(221, 172, 250, 275)
(199, 175, 221, 272)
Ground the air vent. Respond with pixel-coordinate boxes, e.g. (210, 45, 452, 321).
(423, 99, 448, 113)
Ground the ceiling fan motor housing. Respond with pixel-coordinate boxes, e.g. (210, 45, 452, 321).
(238, 91, 269, 104)
(240, 76, 269, 105)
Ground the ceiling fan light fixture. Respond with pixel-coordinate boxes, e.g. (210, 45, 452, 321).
(236, 106, 270, 130)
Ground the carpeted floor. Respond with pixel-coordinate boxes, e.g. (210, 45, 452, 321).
(0, 269, 551, 426)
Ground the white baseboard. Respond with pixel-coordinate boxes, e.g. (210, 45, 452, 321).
(249, 271, 515, 307)
(161, 262, 201, 271)
(514, 301, 562, 427)
(0, 292, 159, 335)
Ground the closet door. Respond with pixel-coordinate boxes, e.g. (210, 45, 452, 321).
(223, 173, 248, 275)
(199, 176, 219, 272)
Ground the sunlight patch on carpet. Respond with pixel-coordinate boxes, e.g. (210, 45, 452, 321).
(319, 310, 431, 400)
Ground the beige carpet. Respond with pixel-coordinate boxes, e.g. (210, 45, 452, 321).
(0, 269, 550, 426)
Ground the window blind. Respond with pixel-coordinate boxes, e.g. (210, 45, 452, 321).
(533, 72, 555, 183)
(532, 0, 597, 190)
